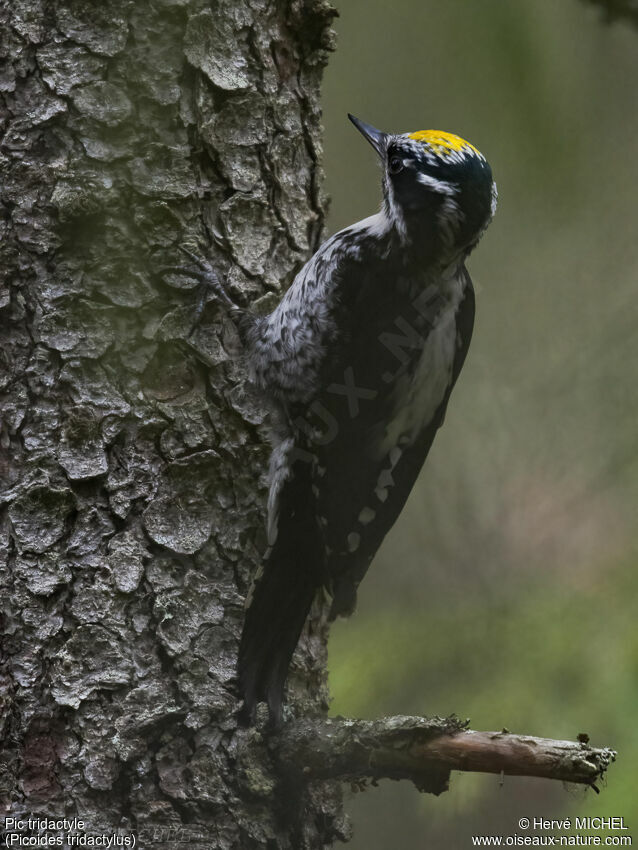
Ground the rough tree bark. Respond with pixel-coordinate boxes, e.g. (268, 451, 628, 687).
(0, 0, 345, 847)
(0, 1, 618, 848)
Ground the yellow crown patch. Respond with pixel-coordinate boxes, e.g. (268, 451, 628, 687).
(408, 130, 481, 158)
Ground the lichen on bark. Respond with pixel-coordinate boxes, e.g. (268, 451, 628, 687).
(0, 1, 342, 846)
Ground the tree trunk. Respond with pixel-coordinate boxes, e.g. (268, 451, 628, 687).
(1, 2, 621, 846)
(0, 1, 344, 847)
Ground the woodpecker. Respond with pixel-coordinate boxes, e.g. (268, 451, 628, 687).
(185, 115, 497, 724)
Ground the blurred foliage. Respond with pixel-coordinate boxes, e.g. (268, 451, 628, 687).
(583, 0, 638, 27)
(321, 0, 638, 846)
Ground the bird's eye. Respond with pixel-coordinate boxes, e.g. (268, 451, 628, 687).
(388, 155, 403, 175)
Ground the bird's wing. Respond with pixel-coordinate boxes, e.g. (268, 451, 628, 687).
(311, 267, 475, 617)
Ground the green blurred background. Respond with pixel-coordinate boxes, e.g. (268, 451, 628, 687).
(321, 1, 638, 846)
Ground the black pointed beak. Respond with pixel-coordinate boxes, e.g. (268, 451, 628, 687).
(348, 114, 388, 158)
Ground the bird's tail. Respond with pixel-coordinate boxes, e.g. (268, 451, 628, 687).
(237, 454, 324, 724)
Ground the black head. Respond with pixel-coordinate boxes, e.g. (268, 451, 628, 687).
(349, 114, 497, 258)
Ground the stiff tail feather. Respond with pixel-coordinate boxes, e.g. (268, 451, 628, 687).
(237, 455, 323, 724)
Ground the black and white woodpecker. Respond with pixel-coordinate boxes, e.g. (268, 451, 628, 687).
(187, 115, 497, 724)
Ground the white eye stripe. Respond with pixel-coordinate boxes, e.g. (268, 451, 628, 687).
(416, 172, 458, 196)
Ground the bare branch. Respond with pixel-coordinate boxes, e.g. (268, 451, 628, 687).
(276, 716, 616, 796)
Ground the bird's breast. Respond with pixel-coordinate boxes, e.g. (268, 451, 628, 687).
(376, 274, 465, 457)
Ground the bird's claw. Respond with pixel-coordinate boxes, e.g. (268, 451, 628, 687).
(168, 245, 242, 336)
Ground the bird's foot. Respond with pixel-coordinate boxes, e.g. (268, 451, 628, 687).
(166, 245, 243, 336)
